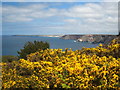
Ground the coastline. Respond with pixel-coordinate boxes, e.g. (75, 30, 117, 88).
(12, 35, 63, 38)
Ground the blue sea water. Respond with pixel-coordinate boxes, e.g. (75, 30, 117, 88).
(2, 35, 99, 56)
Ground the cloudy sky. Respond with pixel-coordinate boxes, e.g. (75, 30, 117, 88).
(2, 1, 119, 35)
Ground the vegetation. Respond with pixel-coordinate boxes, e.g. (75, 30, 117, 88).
(0, 56, 18, 63)
(1, 39, 120, 89)
(17, 41, 49, 59)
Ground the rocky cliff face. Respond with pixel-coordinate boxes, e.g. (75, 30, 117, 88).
(60, 35, 83, 40)
(60, 35, 117, 44)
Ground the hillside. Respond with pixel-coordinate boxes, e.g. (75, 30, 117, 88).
(60, 35, 117, 44)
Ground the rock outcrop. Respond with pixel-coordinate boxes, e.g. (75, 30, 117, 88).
(60, 35, 83, 40)
(60, 34, 117, 44)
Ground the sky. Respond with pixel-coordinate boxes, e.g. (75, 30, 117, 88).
(2, 0, 120, 2)
(2, 1, 119, 35)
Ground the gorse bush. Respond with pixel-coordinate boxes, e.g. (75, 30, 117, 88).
(17, 41, 49, 59)
(1, 39, 120, 89)
(1, 56, 18, 63)
(80, 43, 120, 59)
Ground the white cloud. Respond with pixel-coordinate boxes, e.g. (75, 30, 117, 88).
(2, 3, 61, 22)
(64, 19, 78, 23)
(2, 2, 118, 34)
(2, 0, 120, 2)
(102, 0, 119, 2)
(4, 15, 33, 22)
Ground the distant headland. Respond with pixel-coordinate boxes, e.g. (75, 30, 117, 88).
(13, 34, 119, 44)
(13, 35, 63, 37)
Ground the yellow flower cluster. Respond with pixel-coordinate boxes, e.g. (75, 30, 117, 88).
(1, 41, 120, 89)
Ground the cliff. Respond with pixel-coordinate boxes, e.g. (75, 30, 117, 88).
(60, 35, 83, 40)
(60, 35, 117, 44)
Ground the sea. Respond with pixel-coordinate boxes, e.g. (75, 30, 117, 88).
(2, 35, 99, 56)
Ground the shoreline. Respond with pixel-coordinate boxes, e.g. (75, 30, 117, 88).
(12, 35, 63, 38)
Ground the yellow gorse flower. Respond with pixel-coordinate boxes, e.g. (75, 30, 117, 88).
(1, 40, 120, 89)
